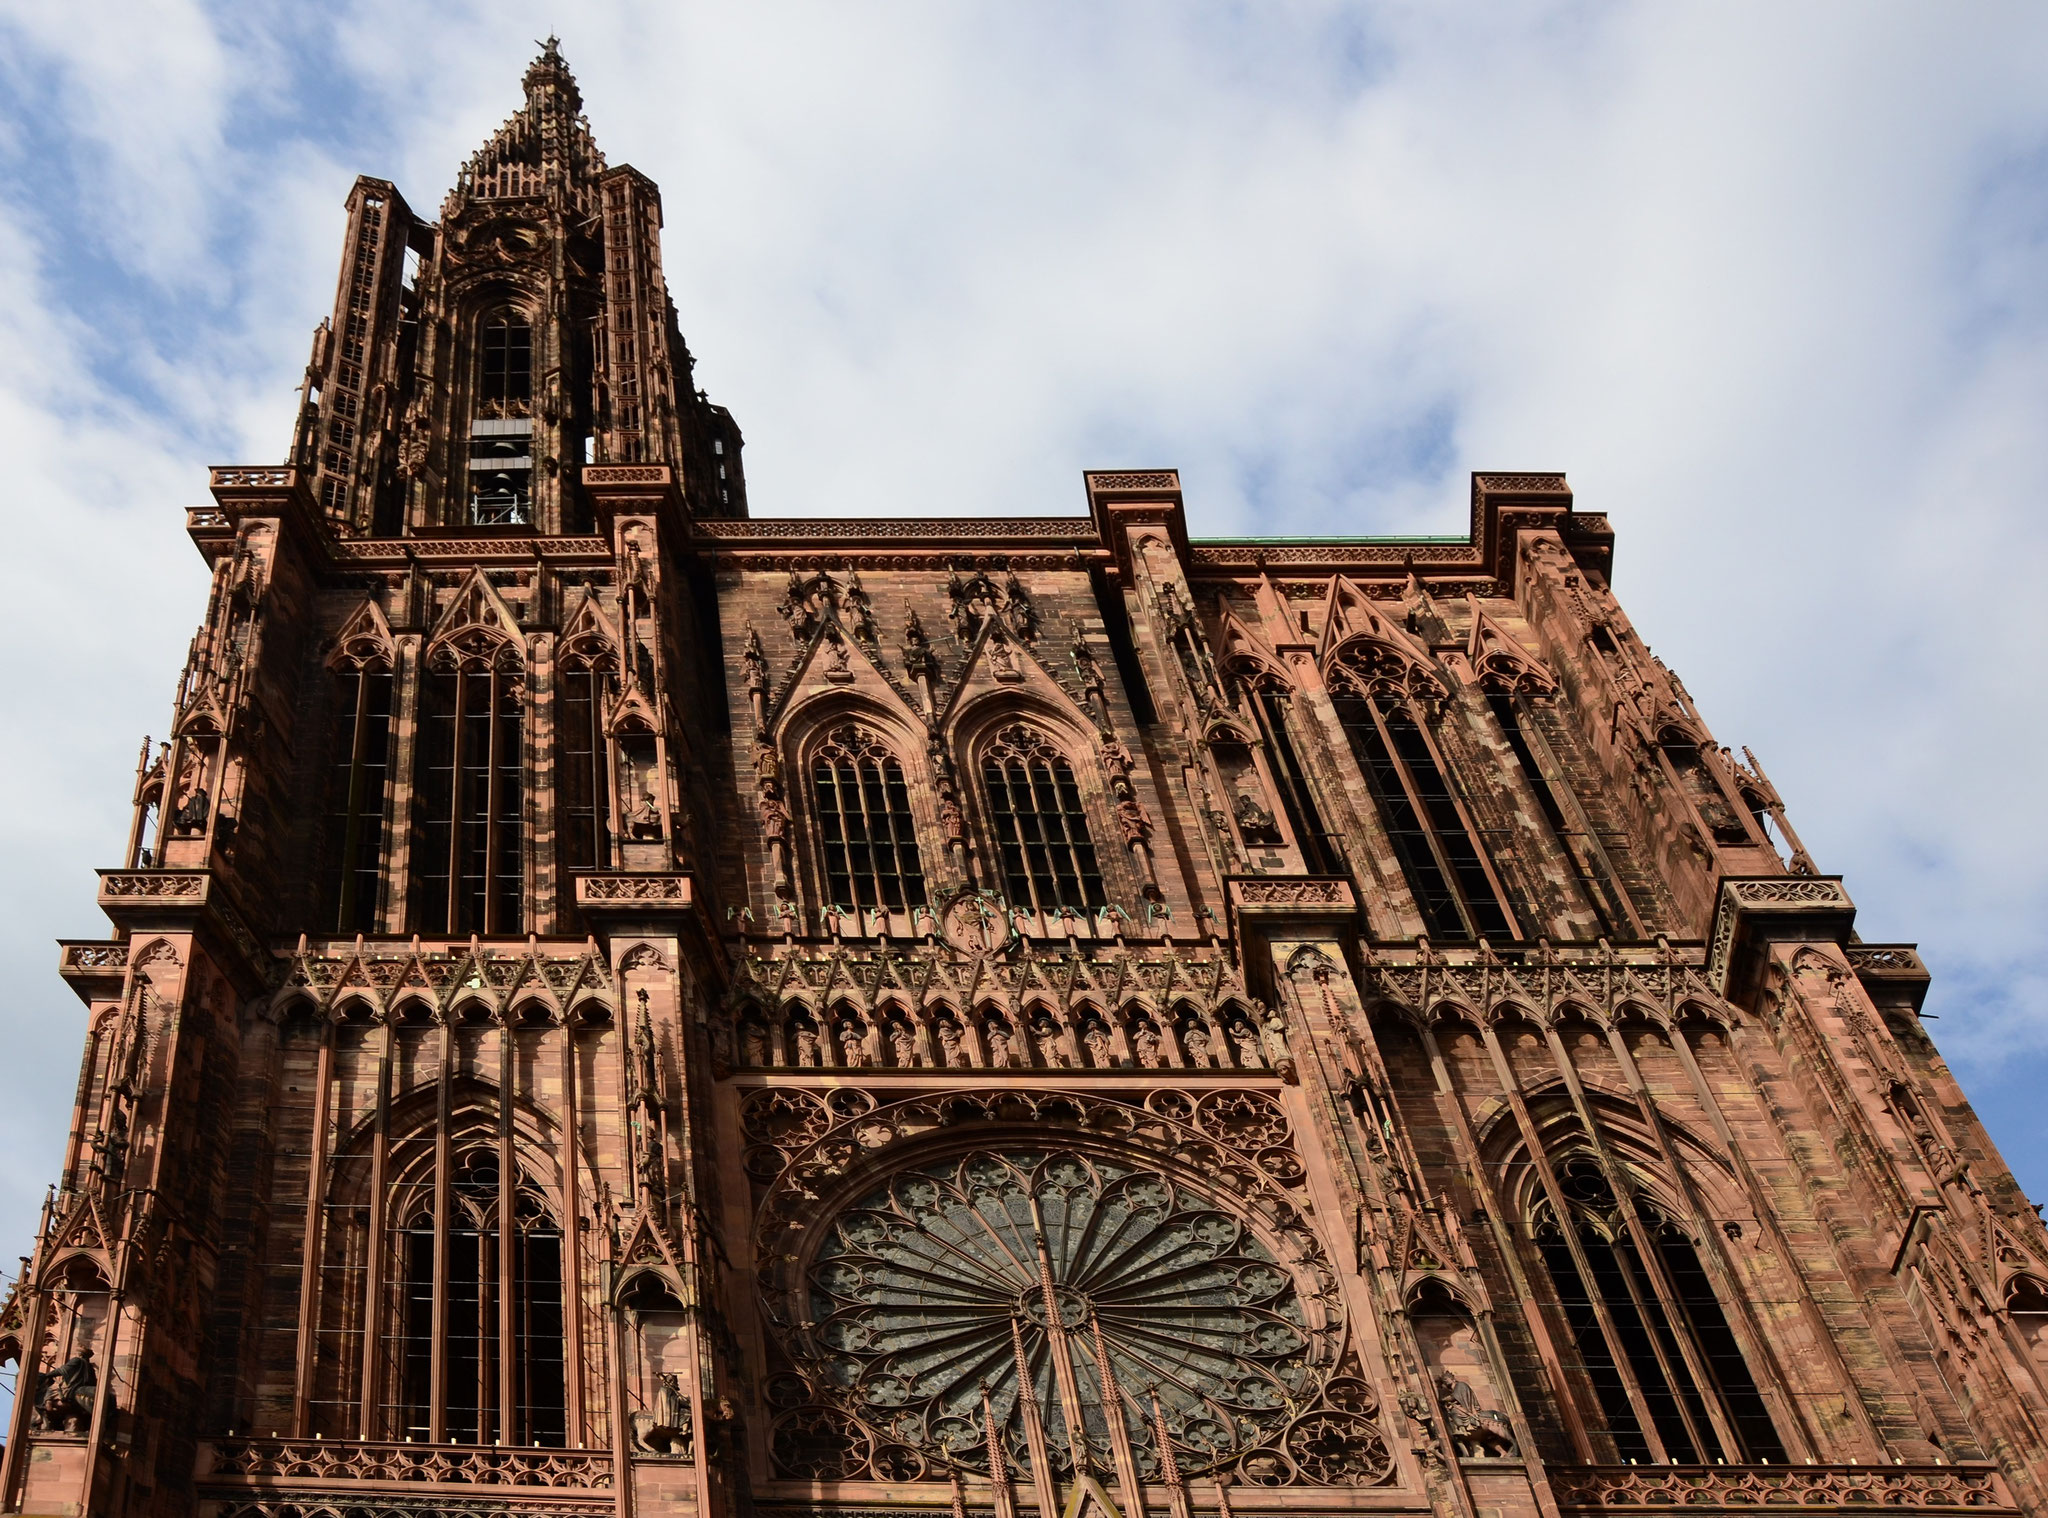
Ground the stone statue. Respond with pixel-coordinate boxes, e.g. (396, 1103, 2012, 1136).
(1182, 1021, 1212, 1066)
(1435, 1370, 1516, 1459)
(632, 1369, 694, 1456)
(740, 1022, 768, 1067)
(793, 1023, 819, 1068)
(1227, 1018, 1262, 1067)
(1133, 1022, 1163, 1069)
(625, 791, 663, 839)
(937, 1020, 965, 1069)
(986, 1021, 1013, 1069)
(35, 1348, 96, 1433)
(837, 1022, 868, 1068)
(1033, 1014, 1070, 1067)
(888, 1021, 917, 1067)
(1082, 1021, 1112, 1068)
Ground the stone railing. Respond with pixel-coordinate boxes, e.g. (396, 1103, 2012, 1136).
(200, 1436, 615, 1492)
(575, 873, 693, 906)
(1555, 1462, 2010, 1512)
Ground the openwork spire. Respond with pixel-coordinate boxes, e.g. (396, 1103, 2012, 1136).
(448, 37, 608, 216)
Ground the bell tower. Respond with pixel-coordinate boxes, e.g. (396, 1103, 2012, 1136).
(289, 37, 747, 537)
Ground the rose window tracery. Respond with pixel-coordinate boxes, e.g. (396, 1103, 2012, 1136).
(790, 1147, 1327, 1479)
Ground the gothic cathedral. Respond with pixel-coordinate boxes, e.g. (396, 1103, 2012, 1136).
(4, 41, 2045, 1518)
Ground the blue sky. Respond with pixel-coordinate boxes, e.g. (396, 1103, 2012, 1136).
(1, 0, 2046, 1387)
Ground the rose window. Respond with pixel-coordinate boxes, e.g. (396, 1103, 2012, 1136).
(794, 1147, 1322, 1477)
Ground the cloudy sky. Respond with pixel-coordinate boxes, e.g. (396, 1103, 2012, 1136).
(1, 0, 2045, 1358)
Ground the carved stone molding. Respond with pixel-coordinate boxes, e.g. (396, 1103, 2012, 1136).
(576, 873, 692, 905)
(200, 1436, 616, 1492)
(1555, 1462, 2012, 1513)
(1704, 875, 1856, 1002)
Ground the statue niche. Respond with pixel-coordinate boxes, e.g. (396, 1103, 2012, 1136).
(1411, 1284, 1517, 1460)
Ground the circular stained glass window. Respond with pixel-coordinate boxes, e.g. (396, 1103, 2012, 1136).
(793, 1147, 1327, 1477)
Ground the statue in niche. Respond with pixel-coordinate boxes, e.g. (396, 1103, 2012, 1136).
(1260, 1007, 1297, 1081)
(632, 1370, 694, 1456)
(888, 1021, 918, 1067)
(1032, 1013, 1069, 1067)
(1182, 1021, 1212, 1067)
(936, 1019, 965, 1069)
(988, 636, 1020, 682)
(1227, 1016, 1263, 1067)
(1436, 1370, 1517, 1459)
(740, 1023, 768, 1068)
(1132, 1022, 1163, 1068)
(1081, 1021, 1112, 1068)
(173, 783, 210, 836)
(986, 1020, 1014, 1068)
(792, 1023, 820, 1068)
(837, 1021, 868, 1068)
(34, 1349, 97, 1433)
(1234, 790, 1281, 846)
(624, 791, 663, 839)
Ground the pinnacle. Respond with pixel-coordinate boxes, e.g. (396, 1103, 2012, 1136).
(523, 33, 582, 116)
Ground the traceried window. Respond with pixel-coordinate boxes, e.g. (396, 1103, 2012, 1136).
(981, 724, 1107, 914)
(478, 311, 533, 406)
(325, 663, 395, 932)
(1531, 1156, 1784, 1465)
(415, 645, 525, 934)
(1247, 682, 1342, 874)
(811, 725, 926, 912)
(558, 659, 614, 872)
(1487, 692, 1620, 937)
(1332, 685, 1512, 941)
(397, 1148, 566, 1446)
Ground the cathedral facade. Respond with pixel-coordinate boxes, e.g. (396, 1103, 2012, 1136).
(4, 42, 2045, 1518)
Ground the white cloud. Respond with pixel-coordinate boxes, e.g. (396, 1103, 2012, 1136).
(1, 0, 2045, 1377)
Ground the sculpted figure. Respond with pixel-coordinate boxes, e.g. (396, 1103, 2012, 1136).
(1227, 1018, 1262, 1067)
(625, 791, 663, 839)
(1032, 1013, 1069, 1067)
(1082, 1021, 1112, 1068)
(740, 1022, 768, 1068)
(937, 1019, 965, 1069)
(35, 1349, 96, 1433)
(837, 1022, 868, 1068)
(986, 1021, 1013, 1069)
(888, 1021, 917, 1067)
(1436, 1370, 1516, 1459)
(632, 1369, 694, 1456)
(793, 1023, 820, 1068)
(1182, 1021, 1213, 1066)
(1132, 1021, 1163, 1069)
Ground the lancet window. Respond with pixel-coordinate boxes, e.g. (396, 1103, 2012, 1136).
(1530, 1155, 1783, 1465)
(415, 643, 525, 934)
(558, 652, 615, 873)
(325, 662, 396, 933)
(1487, 692, 1620, 937)
(1246, 682, 1342, 874)
(810, 725, 926, 912)
(470, 309, 535, 524)
(395, 1147, 566, 1446)
(1331, 684, 1512, 940)
(980, 724, 1106, 914)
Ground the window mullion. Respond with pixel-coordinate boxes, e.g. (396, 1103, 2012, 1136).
(1616, 1208, 1742, 1461)
(335, 670, 371, 931)
(1373, 700, 1475, 938)
(1009, 762, 1045, 915)
(484, 672, 502, 936)
(1408, 708, 1522, 939)
(1599, 1221, 1709, 1460)
(852, 758, 880, 914)
(446, 673, 468, 936)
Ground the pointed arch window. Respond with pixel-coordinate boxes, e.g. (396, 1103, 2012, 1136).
(1530, 1155, 1784, 1465)
(479, 311, 533, 406)
(811, 725, 926, 912)
(557, 640, 615, 873)
(325, 659, 395, 932)
(1330, 667, 1511, 941)
(1241, 676, 1341, 874)
(980, 724, 1107, 914)
(416, 641, 525, 934)
(397, 1147, 566, 1446)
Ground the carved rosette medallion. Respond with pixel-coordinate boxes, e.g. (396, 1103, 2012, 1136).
(753, 1088, 1377, 1485)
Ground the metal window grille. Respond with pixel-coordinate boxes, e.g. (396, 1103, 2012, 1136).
(980, 724, 1106, 914)
(812, 726, 926, 912)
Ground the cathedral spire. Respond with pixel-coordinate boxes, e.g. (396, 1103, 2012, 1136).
(449, 37, 606, 216)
